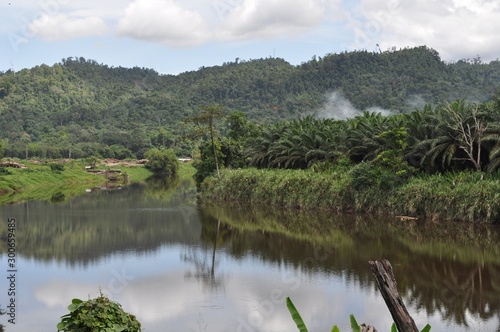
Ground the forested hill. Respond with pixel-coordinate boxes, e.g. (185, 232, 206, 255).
(1, 45, 500, 159)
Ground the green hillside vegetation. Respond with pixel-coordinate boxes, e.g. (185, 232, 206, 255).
(2, 46, 500, 160)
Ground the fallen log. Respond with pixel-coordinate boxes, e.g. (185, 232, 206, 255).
(369, 259, 419, 332)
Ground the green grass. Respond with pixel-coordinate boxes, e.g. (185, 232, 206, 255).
(1, 162, 105, 189)
(0, 159, 197, 205)
(0, 160, 108, 204)
(200, 168, 500, 223)
(115, 165, 153, 182)
(0, 164, 107, 204)
(178, 162, 196, 177)
(389, 172, 500, 222)
(115, 161, 195, 182)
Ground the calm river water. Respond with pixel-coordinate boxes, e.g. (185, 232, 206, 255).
(1, 176, 499, 331)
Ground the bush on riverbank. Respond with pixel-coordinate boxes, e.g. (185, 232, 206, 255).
(200, 167, 500, 223)
(144, 147, 179, 175)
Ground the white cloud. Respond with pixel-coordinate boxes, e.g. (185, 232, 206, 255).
(29, 13, 109, 41)
(218, 0, 326, 40)
(354, 0, 500, 61)
(116, 0, 211, 48)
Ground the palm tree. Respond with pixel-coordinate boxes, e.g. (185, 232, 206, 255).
(245, 122, 287, 168)
(412, 100, 500, 172)
(343, 111, 390, 162)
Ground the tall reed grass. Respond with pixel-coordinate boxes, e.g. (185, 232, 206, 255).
(200, 168, 500, 223)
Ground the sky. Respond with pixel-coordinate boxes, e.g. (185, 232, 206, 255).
(1, 0, 500, 75)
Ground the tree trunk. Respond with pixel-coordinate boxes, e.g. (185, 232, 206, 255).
(369, 260, 419, 332)
(209, 118, 221, 180)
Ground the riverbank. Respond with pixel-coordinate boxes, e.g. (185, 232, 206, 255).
(0, 159, 154, 204)
(0, 159, 196, 205)
(200, 168, 500, 223)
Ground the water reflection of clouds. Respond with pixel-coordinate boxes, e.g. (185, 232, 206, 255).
(21, 252, 495, 332)
(34, 280, 100, 308)
(30, 259, 395, 332)
(13, 249, 500, 332)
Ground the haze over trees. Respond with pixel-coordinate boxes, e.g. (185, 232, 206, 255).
(1, 46, 500, 160)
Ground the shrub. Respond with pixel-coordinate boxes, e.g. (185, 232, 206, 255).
(57, 294, 141, 332)
(144, 147, 179, 175)
(50, 163, 65, 173)
(85, 156, 99, 169)
(51, 192, 66, 203)
(0, 167, 12, 175)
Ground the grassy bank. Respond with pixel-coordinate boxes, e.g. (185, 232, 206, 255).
(115, 160, 195, 181)
(0, 161, 105, 192)
(0, 160, 107, 204)
(0, 159, 157, 204)
(0, 159, 195, 205)
(200, 168, 500, 223)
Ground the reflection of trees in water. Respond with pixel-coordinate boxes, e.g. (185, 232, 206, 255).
(182, 214, 227, 290)
(1, 175, 200, 266)
(199, 204, 500, 328)
(144, 175, 180, 201)
(405, 260, 500, 327)
(144, 175, 197, 205)
(0, 306, 4, 332)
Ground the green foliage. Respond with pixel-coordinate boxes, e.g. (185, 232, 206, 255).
(226, 110, 257, 142)
(0, 161, 108, 200)
(286, 297, 431, 332)
(193, 141, 225, 185)
(85, 156, 99, 168)
(184, 104, 226, 179)
(286, 297, 309, 332)
(144, 147, 179, 175)
(51, 191, 66, 203)
(189, 108, 253, 184)
(57, 294, 141, 332)
(245, 99, 500, 175)
(420, 324, 432, 332)
(389, 323, 432, 332)
(3, 47, 500, 161)
(50, 163, 65, 172)
(0, 167, 12, 175)
(350, 315, 360, 332)
(201, 167, 500, 223)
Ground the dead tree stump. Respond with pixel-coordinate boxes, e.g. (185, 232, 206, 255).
(360, 324, 378, 332)
(369, 259, 419, 332)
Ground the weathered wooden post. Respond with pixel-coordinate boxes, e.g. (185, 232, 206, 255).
(369, 259, 419, 332)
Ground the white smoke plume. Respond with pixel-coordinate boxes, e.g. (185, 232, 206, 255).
(314, 90, 435, 120)
(405, 94, 427, 111)
(315, 90, 394, 120)
(315, 91, 359, 120)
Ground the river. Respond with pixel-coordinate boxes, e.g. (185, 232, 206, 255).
(0, 176, 499, 331)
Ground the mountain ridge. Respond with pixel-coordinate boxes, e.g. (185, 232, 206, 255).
(1, 45, 500, 159)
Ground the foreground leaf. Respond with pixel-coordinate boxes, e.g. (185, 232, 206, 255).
(420, 324, 432, 332)
(350, 314, 360, 332)
(286, 297, 309, 332)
